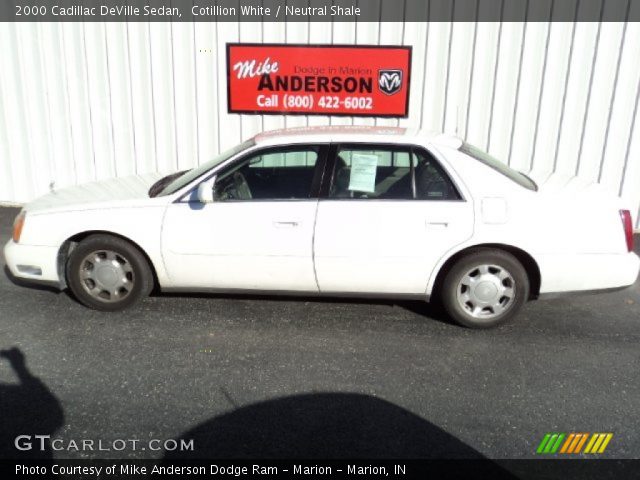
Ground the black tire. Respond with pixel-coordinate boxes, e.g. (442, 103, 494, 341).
(66, 234, 154, 312)
(440, 248, 529, 328)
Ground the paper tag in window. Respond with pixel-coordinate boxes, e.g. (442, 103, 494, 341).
(348, 154, 378, 193)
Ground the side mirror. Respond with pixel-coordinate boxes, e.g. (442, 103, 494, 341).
(196, 178, 215, 204)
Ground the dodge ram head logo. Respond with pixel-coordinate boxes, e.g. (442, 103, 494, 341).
(378, 70, 403, 95)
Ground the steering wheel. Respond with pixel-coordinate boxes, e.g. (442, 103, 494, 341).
(232, 172, 252, 200)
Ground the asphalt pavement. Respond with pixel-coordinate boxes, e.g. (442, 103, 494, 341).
(0, 206, 639, 461)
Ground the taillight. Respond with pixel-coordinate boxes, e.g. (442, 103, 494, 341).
(12, 211, 25, 243)
(620, 209, 633, 252)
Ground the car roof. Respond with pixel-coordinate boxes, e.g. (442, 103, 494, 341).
(253, 125, 463, 150)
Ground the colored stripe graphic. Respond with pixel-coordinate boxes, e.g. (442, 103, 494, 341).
(536, 434, 552, 454)
(584, 433, 613, 454)
(536, 433, 565, 454)
(574, 433, 589, 453)
(560, 433, 575, 453)
(537, 433, 613, 454)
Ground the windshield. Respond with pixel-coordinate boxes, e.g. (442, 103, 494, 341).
(155, 139, 255, 197)
(459, 142, 537, 191)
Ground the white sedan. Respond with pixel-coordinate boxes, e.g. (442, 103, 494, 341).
(4, 126, 639, 328)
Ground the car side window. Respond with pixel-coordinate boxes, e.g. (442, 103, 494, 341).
(329, 147, 414, 199)
(413, 148, 461, 201)
(214, 147, 319, 201)
(328, 145, 460, 200)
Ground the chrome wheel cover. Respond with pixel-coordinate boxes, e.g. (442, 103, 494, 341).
(79, 250, 135, 303)
(456, 264, 515, 319)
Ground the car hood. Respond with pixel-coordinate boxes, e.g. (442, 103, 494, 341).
(24, 173, 165, 214)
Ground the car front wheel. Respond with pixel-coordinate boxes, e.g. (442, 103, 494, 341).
(66, 234, 153, 311)
(440, 248, 529, 328)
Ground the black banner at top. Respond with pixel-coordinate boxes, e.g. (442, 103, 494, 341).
(2, 0, 640, 22)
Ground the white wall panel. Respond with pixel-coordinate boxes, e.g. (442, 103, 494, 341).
(61, 23, 96, 184)
(0, 20, 639, 229)
(486, 21, 522, 159)
(127, 22, 158, 173)
(149, 22, 178, 172)
(105, 23, 137, 177)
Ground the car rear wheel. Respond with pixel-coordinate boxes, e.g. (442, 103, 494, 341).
(440, 248, 529, 328)
(66, 234, 153, 311)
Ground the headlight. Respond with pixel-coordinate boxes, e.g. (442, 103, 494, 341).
(12, 211, 26, 243)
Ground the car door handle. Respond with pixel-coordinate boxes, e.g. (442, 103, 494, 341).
(426, 220, 450, 228)
(273, 220, 300, 228)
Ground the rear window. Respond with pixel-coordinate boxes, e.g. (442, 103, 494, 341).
(460, 142, 537, 191)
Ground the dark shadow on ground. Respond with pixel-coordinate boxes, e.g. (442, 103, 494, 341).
(163, 392, 507, 463)
(157, 291, 455, 326)
(0, 348, 65, 459)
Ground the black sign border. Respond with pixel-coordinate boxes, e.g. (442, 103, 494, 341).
(226, 43, 412, 118)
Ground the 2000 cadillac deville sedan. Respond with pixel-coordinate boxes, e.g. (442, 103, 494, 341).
(5, 126, 639, 328)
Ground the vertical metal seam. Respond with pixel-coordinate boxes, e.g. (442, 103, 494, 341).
(170, 22, 179, 169)
(147, 22, 159, 171)
(0, 92, 15, 200)
(125, 24, 139, 174)
(618, 66, 640, 196)
(441, 0, 455, 133)
(37, 23, 57, 183)
(192, 21, 200, 166)
(400, 0, 407, 43)
(575, 0, 605, 177)
(486, 0, 505, 152)
(551, 0, 580, 176)
(528, 0, 554, 173)
(507, 2, 528, 166)
(331, 0, 336, 43)
(103, 24, 118, 177)
(15, 25, 37, 197)
(214, 2, 221, 154)
(598, 0, 631, 183)
(81, 22, 98, 180)
(418, 1, 430, 131)
(61, 25, 78, 183)
(464, 0, 480, 140)
(0, 29, 16, 198)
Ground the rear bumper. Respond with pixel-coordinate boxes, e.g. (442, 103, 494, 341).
(3, 240, 63, 288)
(538, 285, 631, 299)
(538, 251, 640, 295)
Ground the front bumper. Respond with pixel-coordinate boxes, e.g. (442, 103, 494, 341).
(3, 240, 63, 288)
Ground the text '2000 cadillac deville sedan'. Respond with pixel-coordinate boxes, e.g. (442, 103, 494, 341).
(5, 126, 639, 328)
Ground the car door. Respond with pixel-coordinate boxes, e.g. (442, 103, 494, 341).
(313, 143, 474, 295)
(161, 144, 328, 291)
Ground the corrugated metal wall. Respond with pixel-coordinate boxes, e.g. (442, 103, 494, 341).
(0, 21, 639, 228)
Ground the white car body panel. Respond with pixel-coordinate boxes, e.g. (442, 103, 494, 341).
(162, 201, 318, 291)
(314, 200, 473, 294)
(24, 172, 164, 215)
(4, 126, 639, 303)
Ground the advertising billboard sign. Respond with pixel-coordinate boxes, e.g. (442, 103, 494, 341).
(227, 43, 411, 117)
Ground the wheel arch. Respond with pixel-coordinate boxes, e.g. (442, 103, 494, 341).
(57, 230, 160, 291)
(430, 243, 541, 302)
